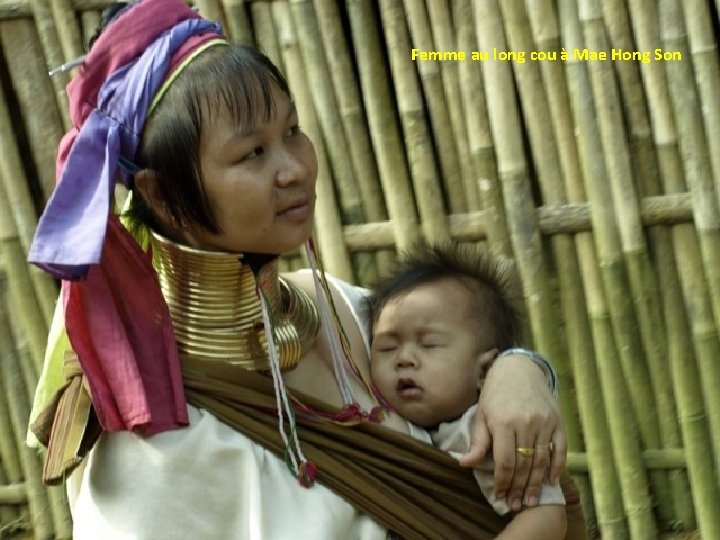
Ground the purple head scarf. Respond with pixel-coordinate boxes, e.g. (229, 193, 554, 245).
(28, 0, 227, 435)
(29, 3, 220, 280)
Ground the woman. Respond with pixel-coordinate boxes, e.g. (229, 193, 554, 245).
(28, 1, 577, 538)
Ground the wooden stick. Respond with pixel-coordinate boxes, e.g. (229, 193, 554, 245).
(194, 0, 228, 32)
(272, 2, 353, 282)
(453, 0, 512, 257)
(680, 0, 720, 208)
(0, 483, 26, 505)
(0, 74, 57, 327)
(313, 0, 394, 276)
(564, 0, 658, 536)
(425, 0, 477, 210)
(0, 18, 67, 202)
(345, 0, 421, 251)
(403, 0, 465, 214)
(499, 0, 593, 506)
(0, 285, 54, 539)
(661, 0, 720, 479)
(0, 186, 47, 377)
(289, 0, 378, 286)
(28, 0, 72, 131)
(220, 0, 253, 44)
(49, 0, 84, 60)
(626, 0, 720, 533)
(0, 465, 20, 524)
(601, 0, 693, 526)
(79, 9, 101, 49)
(378, 0, 450, 244)
(525, 0, 627, 534)
(251, 1, 283, 70)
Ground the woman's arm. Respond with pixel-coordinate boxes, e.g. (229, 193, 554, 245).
(459, 353, 566, 511)
(496, 505, 567, 540)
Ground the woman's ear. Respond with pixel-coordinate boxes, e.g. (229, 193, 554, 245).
(133, 169, 173, 226)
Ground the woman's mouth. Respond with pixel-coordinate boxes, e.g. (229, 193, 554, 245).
(278, 199, 312, 220)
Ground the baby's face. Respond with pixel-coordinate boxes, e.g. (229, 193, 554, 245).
(370, 279, 484, 427)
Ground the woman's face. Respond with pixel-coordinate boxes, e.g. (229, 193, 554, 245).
(180, 83, 318, 254)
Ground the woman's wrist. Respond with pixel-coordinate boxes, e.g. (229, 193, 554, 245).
(495, 348, 559, 397)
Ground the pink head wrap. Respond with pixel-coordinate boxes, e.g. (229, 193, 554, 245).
(32, 0, 227, 435)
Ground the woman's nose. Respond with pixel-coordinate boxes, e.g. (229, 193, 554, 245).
(275, 147, 308, 187)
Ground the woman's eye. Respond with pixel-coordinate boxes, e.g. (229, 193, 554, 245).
(242, 146, 264, 161)
(285, 125, 302, 138)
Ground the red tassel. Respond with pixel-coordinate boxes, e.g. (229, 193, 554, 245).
(367, 406, 385, 423)
(297, 460, 317, 488)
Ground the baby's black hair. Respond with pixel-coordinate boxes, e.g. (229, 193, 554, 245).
(367, 242, 521, 352)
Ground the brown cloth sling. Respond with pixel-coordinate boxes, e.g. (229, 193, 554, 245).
(35, 354, 586, 539)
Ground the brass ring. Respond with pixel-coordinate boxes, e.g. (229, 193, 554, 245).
(516, 447, 535, 457)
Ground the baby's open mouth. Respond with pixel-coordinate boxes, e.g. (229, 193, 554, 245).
(396, 378, 423, 398)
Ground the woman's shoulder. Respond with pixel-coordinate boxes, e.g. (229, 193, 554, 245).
(283, 269, 372, 351)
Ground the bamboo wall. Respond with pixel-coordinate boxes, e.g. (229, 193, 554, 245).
(0, 1, 718, 538)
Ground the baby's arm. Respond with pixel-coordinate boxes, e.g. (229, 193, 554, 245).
(497, 504, 566, 540)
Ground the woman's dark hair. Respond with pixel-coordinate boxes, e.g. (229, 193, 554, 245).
(90, 3, 292, 233)
(132, 45, 292, 233)
(366, 242, 521, 352)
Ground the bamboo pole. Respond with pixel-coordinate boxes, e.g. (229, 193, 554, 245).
(0, 18, 66, 203)
(625, 0, 720, 534)
(453, 0, 513, 258)
(497, 0, 595, 524)
(271, 2, 353, 282)
(48, 0, 84, 60)
(0, 466, 20, 525)
(194, 0, 227, 31)
(220, 0, 253, 44)
(579, 0, 688, 529)
(80, 10, 101, 51)
(378, 0, 450, 245)
(289, 0, 378, 287)
(0, 182, 47, 378)
(601, 0, 693, 527)
(424, 0, 478, 210)
(0, 282, 54, 540)
(473, 0, 582, 471)
(28, 0, 72, 131)
(0, 76, 57, 327)
(563, 1, 658, 537)
(0, 355, 25, 526)
(679, 0, 720, 208)
(525, 1, 627, 536)
(403, 0, 465, 214)
(345, 0, 421, 251)
(661, 0, 720, 477)
(312, 0, 394, 276)
(339, 193, 695, 251)
(250, 1, 283, 70)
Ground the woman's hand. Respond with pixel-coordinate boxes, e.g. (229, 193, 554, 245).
(459, 354, 566, 511)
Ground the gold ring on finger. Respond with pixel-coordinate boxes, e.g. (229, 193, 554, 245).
(516, 447, 535, 457)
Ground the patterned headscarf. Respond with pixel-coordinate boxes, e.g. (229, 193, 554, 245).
(28, 0, 226, 435)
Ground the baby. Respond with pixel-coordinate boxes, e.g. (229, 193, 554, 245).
(367, 242, 566, 540)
